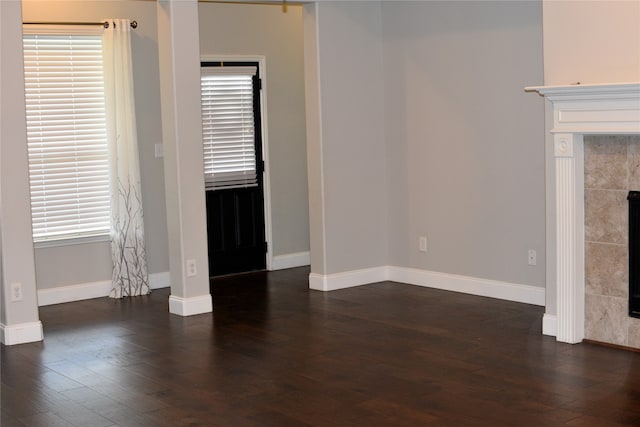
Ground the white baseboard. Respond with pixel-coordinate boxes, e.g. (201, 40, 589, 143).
(1, 321, 44, 345)
(388, 266, 545, 306)
(37, 272, 171, 306)
(542, 314, 557, 336)
(271, 251, 310, 270)
(309, 266, 388, 291)
(308, 265, 545, 307)
(168, 294, 213, 316)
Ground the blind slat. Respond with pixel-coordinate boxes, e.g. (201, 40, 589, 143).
(23, 33, 110, 241)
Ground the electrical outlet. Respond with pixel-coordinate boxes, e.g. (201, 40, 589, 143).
(419, 236, 427, 253)
(11, 283, 23, 302)
(154, 143, 164, 158)
(528, 249, 537, 266)
(186, 259, 197, 277)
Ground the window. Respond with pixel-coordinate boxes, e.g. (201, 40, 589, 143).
(23, 30, 110, 242)
(200, 65, 259, 190)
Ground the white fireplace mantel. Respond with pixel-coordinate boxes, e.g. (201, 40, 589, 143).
(527, 82, 640, 344)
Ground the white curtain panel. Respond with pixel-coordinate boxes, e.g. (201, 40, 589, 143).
(103, 19, 149, 298)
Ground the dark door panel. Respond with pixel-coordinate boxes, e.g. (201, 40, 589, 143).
(206, 187, 266, 277)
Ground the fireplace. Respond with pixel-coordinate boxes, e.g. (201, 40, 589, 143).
(628, 191, 640, 318)
(527, 83, 640, 344)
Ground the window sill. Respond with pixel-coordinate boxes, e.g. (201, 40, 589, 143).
(34, 234, 110, 249)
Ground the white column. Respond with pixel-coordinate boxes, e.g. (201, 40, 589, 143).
(157, 0, 212, 316)
(554, 133, 584, 343)
(302, 2, 388, 291)
(0, 0, 43, 344)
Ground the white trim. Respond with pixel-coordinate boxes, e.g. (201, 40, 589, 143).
(271, 251, 310, 270)
(388, 267, 545, 306)
(38, 280, 110, 306)
(308, 265, 544, 306)
(309, 266, 388, 291)
(309, 266, 545, 306)
(542, 314, 557, 337)
(37, 272, 171, 306)
(168, 294, 212, 316)
(200, 54, 274, 272)
(0, 321, 43, 345)
(34, 233, 110, 249)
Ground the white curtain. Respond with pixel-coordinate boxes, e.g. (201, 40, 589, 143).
(103, 19, 149, 298)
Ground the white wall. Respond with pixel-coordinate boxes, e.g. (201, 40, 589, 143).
(383, 1, 545, 287)
(304, 2, 388, 276)
(543, 0, 640, 85)
(198, 3, 309, 258)
(21, 0, 170, 290)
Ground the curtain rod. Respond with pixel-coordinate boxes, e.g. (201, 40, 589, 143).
(23, 20, 138, 29)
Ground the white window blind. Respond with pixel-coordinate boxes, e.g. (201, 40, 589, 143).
(200, 66, 258, 191)
(23, 33, 111, 242)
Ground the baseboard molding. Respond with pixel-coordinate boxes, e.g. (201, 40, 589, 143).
(308, 265, 545, 307)
(309, 266, 388, 291)
(168, 294, 213, 316)
(1, 321, 44, 345)
(388, 266, 545, 306)
(271, 251, 310, 270)
(542, 314, 557, 336)
(37, 272, 171, 306)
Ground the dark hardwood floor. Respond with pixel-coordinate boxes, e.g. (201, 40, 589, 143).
(2, 267, 640, 426)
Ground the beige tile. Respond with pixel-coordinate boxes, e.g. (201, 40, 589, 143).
(626, 136, 640, 190)
(585, 294, 629, 346)
(585, 242, 628, 298)
(584, 136, 628, 190)
(584, 189, 628, 244)
(628, 318, 640, 349)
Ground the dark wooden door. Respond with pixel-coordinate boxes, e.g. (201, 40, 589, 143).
(201, 62, 266, 277)
(206, 186, 266, 276)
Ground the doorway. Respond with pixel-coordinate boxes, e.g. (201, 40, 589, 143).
(200, 60, 268, 277)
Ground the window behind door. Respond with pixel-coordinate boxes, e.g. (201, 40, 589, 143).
(200, 64, 260, 191)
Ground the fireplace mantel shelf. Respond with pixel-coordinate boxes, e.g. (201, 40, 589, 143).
(526, 82, 640, 97)
(529, 82, 640, 344)
(528, 82, 640, 135)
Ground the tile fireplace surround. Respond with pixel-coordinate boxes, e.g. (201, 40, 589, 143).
(584, 134, 640, 348)
(528, 83, 640, 345)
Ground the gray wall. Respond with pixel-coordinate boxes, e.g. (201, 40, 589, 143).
(22, 0, 311, 292)
(383, 1, 545, 287)
(304, 2, 389, 275)
(304, 1, 545, 288)
(198, 2, 310, 258)
(17, 0, 547, 297)
(22, 0, 169, 290)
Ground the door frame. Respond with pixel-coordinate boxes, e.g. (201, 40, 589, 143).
(200, 54, 273, 271)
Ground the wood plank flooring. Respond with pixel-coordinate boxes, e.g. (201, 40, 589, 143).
(2, 267, 640, 426)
